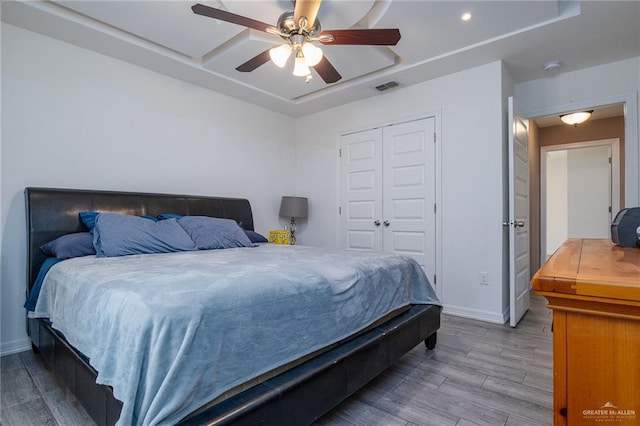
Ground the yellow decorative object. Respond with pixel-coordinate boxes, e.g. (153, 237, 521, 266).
(269, 229, 290, 245)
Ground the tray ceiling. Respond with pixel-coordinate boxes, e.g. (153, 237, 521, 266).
(2, 1, 639, 117)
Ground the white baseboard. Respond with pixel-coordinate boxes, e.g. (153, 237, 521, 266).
(442, 304, 508, 324)
(0, 337, 32, 357)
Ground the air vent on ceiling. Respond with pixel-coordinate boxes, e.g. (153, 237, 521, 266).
(375, 81, 399, 91)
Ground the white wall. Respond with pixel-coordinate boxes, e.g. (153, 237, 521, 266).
(515, 57, 640, 206)
(0, 24, 296, 355)
(516, 58, 639, 114)
(546, 152, 568, 256)
(294, 61, 508, 323)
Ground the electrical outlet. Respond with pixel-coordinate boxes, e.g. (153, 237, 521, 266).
(480, 271, 489, 285)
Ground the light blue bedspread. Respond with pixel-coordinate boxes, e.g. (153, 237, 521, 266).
(32, 244, 440, 425)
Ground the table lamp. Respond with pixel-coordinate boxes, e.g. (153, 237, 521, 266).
(279, 196, 308, 245)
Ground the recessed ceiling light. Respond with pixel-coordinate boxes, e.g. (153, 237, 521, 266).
(461, 12, 472, 21)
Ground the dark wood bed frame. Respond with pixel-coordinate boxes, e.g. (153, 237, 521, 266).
(25, 187, 441, 426)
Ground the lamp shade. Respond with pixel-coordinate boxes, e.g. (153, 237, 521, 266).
(279, 196, 308, 218)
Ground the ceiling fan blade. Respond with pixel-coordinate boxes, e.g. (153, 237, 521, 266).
(294, 0, 322, 29)
(313, 56, 342, 84)
(192, 3, 278, 34)
(319, 29, 401, 45)
(236, 49, 272, 72)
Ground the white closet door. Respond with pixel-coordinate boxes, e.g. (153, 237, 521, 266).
(382, 118, 436, 279)
(340, 129, 383, 251)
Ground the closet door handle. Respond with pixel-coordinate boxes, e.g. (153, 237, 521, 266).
(383, 220, 390, 227)
(374, 220, 381, 226)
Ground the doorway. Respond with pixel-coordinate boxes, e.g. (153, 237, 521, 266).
(541, 139, 620, 259)
(528, 100, 631, 273)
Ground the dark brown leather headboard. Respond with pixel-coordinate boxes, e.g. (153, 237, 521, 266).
(25, 188, 254, 291)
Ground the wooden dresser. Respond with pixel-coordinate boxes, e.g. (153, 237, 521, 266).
(532, 239, 640, 425)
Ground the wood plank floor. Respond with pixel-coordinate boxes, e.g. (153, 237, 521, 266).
(1, 294, 552, 425)
(315, 293, 553, 426)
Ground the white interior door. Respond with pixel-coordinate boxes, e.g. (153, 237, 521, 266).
(508, 97, 530, 327)
(340, 118, 436, 284)
(340, 129, 383, 251)
(541, 139, 619, 259)
(567, 145, 612, 238)
(382, 118, 436, 281)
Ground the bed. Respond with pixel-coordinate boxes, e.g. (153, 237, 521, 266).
(24, 187, 441, 426)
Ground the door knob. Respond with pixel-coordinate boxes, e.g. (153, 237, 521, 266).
(383, 220, 390, 227)
(516, 221, 525, 227)
(374, 220, 381, 226)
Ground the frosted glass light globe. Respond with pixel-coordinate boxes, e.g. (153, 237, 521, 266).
(293, 55, 311, 76)
(269, 44, 292, 68)
(301, 43, 323, 66)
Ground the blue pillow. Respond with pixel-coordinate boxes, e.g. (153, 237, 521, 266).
(177, 216, 254, 250)
(80, 211, 157, 231)
(93, 213, 197, 257)
(161, 214, 263, 243)
(40, 232, 96, 259)
(79, 211, 100, 231)
(237, 221, 268, 243)
(157, 213, 183, 220)
(245, 230, 268, 243)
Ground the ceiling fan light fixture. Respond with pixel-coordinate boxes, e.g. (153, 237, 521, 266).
(192, 2, 400, 85)
(301, 42, 323, 66)
(269, 44, 292, 68)
(293, 53, 311, 77)
(560, 110, 593, 126)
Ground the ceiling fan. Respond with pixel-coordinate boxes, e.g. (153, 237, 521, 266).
(191, 0, 401, 84)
